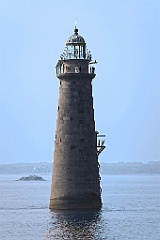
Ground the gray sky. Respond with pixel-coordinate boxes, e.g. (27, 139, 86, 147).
(0, 0, 160, 163)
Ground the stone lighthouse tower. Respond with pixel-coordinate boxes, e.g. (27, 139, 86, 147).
(50, 27, 103, 210)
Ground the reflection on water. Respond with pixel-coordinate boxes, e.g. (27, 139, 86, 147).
(42, 210, 101, 240)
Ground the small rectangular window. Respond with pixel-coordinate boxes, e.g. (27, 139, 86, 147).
(75, 67, 79, 73)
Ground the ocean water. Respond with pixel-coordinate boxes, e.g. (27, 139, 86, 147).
(0, 174, 159, 240)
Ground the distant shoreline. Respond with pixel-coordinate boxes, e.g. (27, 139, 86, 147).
(0, 161, 159, 175)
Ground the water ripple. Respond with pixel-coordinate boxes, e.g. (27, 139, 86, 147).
(0, 206, 48, 211)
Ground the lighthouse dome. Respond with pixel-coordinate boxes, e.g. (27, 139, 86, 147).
(66, 27, 85, 45)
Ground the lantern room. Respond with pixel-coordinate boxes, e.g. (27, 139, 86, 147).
(56, 27, 97, 77)
(59, 27, 92, 60)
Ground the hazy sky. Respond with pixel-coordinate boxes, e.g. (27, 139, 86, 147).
(0, 0, 159, 164)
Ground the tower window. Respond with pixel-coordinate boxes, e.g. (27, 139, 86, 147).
(71, 145, 75, 149)
(75, 67, 79, 73)
(66, 66, 71, 72)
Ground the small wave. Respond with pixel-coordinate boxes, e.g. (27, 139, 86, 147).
(0, 206, 48, 211)
(103, 207, 159, 213)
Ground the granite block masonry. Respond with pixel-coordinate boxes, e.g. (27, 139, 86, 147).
(49, 27, 102, 210)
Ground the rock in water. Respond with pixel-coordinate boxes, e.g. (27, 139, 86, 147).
(17, 175, 46, 181)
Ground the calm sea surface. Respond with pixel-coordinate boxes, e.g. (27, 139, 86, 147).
(0, 174, 159, 240)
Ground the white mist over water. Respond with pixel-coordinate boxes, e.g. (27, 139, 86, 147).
(0, 175, 160, 240)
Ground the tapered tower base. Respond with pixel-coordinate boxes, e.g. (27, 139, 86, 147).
(50, 193, 102, 210)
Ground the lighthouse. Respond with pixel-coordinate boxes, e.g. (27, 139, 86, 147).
(49, 27, 105, 210)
